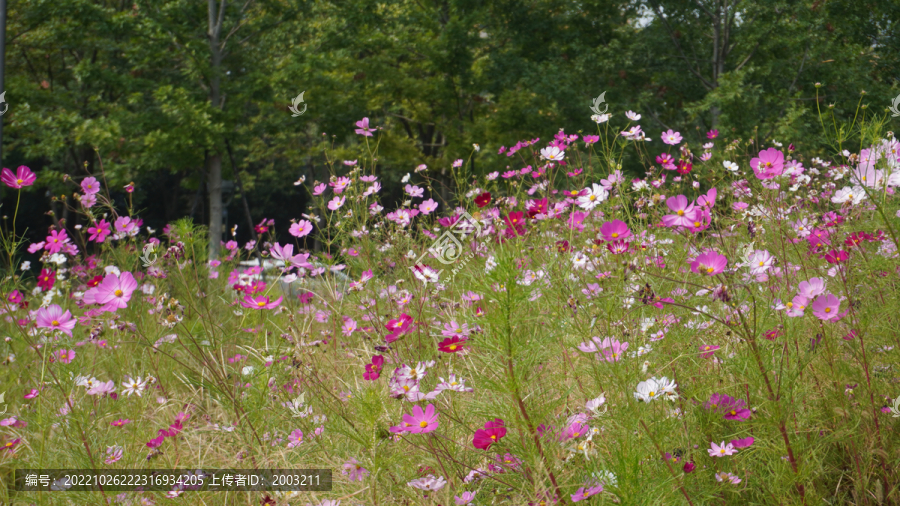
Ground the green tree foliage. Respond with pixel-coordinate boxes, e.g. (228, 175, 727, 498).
(3, 0, 897, 250)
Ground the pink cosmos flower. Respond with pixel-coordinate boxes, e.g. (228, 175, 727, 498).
(716, 472, 742, 484)
(699, 344, 720, 358)
(288, 429, 304, 448)
(54, 349, 76, 364)
(786, 295, 809, 317)
(697, 188, 717, 208)
(1, 166, 36, 189)
(708, 441, 737, 457)
(797, 278, 826, 299)
(88, 272, 138, 311)
(567, 211, 588, 232)
(342, 458, 369, 482)
(354, 117, 375, 136)
(330, 176, 352, 194)
(269, 243, 312, 269)
(313, 183, 327, 195)
(35, 305, 77, 337)
(750, 148, 784, 179)
(691, 251, 727, 275)
(394, 404, 438, 434)
(661, 129, 683, 145)
(456, 491, 477, 505)
(419, 199, 439, 215)
(601, 339, 629, 362)
(342, 316, 357, 336)
(661, 195, 698, 228)
(81, 176, 100, 194)
(571, 484, 604, 502)
(88, 220, 112, 243)
(731, 436, 754, 448)
(114, 216, 137, 235)
(45, 229, 71, 254)
(86, 380, 116, 396)
(327, 196, 346, 210)
(811, 293, 841, 321)
(289, 220, 313, 238)
(473, 419, 506, 450)
(24, 389, 40, 400)
(240, 294, 283, 310)
(599, 220, 631, 241)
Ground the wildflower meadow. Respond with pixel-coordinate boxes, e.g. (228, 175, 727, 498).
(3, 97, 900, 506)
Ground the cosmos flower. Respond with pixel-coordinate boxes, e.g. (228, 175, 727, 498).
(35, 305, 76, 337)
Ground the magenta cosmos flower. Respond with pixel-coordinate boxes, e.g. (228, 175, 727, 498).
(691, 251, 727, 275)
(473, 419, 506, 450)
(85, 272, 138, 311)
(35, 305, 77, 337)
(354, 117, 375, 137)
(1, 166, 36, 189)
(240, 294, 283, 310)
(811, 293, 841, 321)
(599, 220, 631, 242)
(44, 229, 71, 254)
(661, 195, 697, 228)
(392, 404, 438, 434)
(289, 219, 313, 238)
(88, 220, 112, 243)
(750, 148, 784, 180)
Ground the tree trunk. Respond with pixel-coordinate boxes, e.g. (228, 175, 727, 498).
(206, 0, 225, 258)
(208, 153, 223, 257)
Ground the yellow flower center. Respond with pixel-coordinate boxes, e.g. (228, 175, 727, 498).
(52, 320, 59, 326)
(758, 261, 764, 266)
(677, 210, 684, 216)
(448, 345, 457, 351)
(114, 289, 123, 297)
(419, 421, 428, 428)
(706, 267, 714, 273)
(825, 307, 831, 313)
(612, 232, 618, 238)
(720, 448, 726, 454)
(16, 179, 23, 184)
(257, 301, 266, 307)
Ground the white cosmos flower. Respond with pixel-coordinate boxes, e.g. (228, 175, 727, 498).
(540, 146, 565, 161)
(577, 184, 608, 210)
(634, 378, 661, 402)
